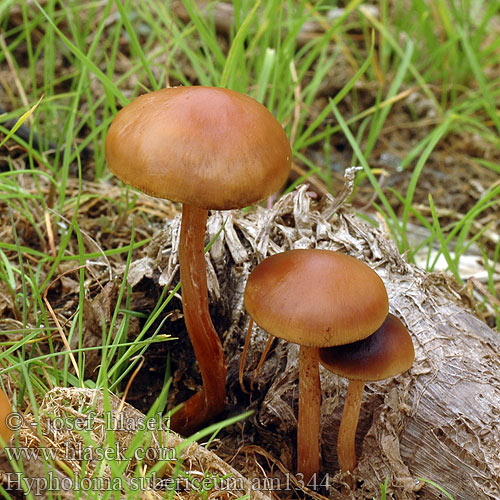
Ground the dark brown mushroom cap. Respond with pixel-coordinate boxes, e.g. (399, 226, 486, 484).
(319, 313, 414, 381)
(105, 86, 292, 210)
(244, 249, 389, 347)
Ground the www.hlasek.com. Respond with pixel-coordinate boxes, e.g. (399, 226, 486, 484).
(3, 471, 334, 495)
(4, 442, 177, 463)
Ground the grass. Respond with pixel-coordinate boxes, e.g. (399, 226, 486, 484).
(0, 0, 499, 498)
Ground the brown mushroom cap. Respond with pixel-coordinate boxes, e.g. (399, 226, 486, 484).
(319, 313, 414, 381)
(105, 86, 292, 210)
(244, 249, 389, 347)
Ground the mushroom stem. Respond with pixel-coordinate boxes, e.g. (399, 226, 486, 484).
(170, 204, 226, 434)
(337, 379, 365, 473)
(297, 345, 321, 482)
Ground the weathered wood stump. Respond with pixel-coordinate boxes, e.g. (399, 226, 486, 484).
(142, 176, 499, 500)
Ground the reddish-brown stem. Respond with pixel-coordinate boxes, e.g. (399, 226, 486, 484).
(170, 204, 226, 434)
(297, 345, 321, 482)
(337, 379, 365, 473)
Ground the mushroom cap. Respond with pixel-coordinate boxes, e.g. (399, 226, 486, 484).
(105, 86, 292, 210)
(244, 249, 389, 347)
(319, 313, 414, 381)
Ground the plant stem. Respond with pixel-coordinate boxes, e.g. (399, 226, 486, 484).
(170, 204, 226, 434)
(297, 345, 321, 482)
(337, 379, 365, 473)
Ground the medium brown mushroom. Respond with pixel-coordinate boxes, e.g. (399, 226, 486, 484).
(105, 86, 292, 434)
(319, 313, 415, 474)
(243, 249, 389, 481)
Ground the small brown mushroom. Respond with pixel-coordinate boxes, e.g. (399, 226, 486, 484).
(319, 313, 415, 473)
(244, 249, 389, 481)
(105, 86, 292, 434)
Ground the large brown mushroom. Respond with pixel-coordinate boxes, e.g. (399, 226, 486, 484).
(319, 313, 415, 474)
(105, 86, 292, 434)
(244, 249, 389, 481)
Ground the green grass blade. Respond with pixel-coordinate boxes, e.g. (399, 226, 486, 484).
(220, 0, 262, 88)
(330, 102, 402, 244)
(400, 114, 454, 251)
(0, 95, 43, 148)
(114, 0, 159, 91)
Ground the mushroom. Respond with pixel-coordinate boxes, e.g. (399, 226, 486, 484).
(243, 249, 388, 481)
(0, 387, 13, 447)
(105, 86, 292, 434)
(319, 313, 415, 474)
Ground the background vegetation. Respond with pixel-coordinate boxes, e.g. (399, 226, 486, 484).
(1, 1, 499, 498)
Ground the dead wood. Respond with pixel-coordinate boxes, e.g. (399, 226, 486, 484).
(137, 172, 500, 500)
(0, 387, 272, 500)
